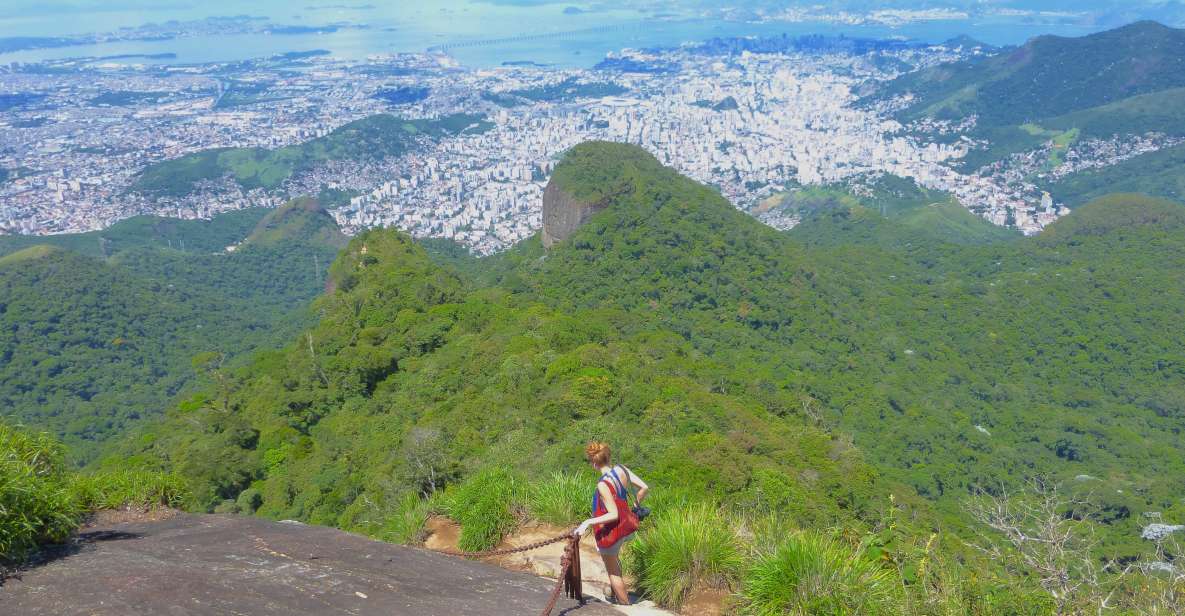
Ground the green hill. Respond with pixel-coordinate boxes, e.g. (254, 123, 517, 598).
(1038, 142, 1185, 207)
(131, 113, 491, 198)
(119, 144, 1185, 577)
(0, 207, 270, 259)
(885, 21, 1185, 127)
(880, 21, 1185, 207)
(120, 145, 896, 533)
(0, 200, 346, 464)
(758, 175, 1019, 247)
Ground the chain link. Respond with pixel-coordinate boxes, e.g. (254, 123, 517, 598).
(435, 532, 586, 616)
(435, 531, 573, 559)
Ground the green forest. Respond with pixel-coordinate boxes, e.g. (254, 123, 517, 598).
(879, 21, 1185, 208)
(0, 199, 346, 464)
(38, 141, 1170, 612)
(5, 142, 1185, 612)
(130, 113, 491, 198)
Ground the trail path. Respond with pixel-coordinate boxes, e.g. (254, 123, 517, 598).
(1, 513, 624, 616)
(422, 518, 678, 616)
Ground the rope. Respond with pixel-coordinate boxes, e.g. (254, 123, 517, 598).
(436, 532, 585, 616)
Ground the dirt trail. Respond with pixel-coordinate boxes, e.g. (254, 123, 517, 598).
(423, 518, 688, 616)
(1, 512, 621, 616)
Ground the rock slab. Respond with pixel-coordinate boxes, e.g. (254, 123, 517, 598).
(1, 513, 621, 616)
(541, 179, 606, 248)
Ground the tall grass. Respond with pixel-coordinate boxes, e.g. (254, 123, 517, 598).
(1, 424, 82, 562)
(381, 492, 432, 545)
(739, 531, 900, 616)
(443, 468, 523, 552)
(69, 470, 188, 511)
(2, 423, 190, 564)
(627, 503, 744, 608)
(525, 471, 587, 525)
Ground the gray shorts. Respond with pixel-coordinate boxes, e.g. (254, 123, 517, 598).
(596, 532, 635, 556)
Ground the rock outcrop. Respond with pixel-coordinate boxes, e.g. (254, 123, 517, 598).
(2, 512, 619, 616)
(1142, 523, 1185, 541)
(541, 177, 609, 248)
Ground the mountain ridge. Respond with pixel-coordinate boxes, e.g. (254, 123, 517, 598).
(111, 143, 1185, 568)
(0, 199, 347, 463)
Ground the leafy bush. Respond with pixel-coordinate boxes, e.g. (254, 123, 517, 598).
(628, 503, 743, 608)
(68, 470, 188, 511)
(525, 472, 587, 525)
(444, 469, 523, 552)
(739, 531, 899, 616)
(0, 424, 82, 562)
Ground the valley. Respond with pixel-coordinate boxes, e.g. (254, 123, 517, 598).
(4, 11, 1185, 616)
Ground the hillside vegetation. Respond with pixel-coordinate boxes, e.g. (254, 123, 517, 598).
(878, 21, 1185, 207)
(0, 207, 269, 259)
(1, 420, 184, 566)
(755, 175, 1019, 246)
(883, 21, 1185, 127)
(131, 113, 491, 198)
(0, 199, 346, 463)
(103, 143, 1185, 613)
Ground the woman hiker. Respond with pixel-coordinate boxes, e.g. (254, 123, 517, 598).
(572, 441, 649, 606)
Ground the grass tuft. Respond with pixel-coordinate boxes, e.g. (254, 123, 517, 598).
(627, 503, 743, 608)
(381, 492, 432, 545)
(2, 422, 189, 564)
(443, 468, 523, 552)
(0, 424, 82, 562)
(739, 531, 899, 616)
(68, 470, 188, 511)
(525, 471, 587, 525)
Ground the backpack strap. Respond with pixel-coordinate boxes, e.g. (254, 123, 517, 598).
(592, 476, 617, 512)
(609, 466, 637, 505)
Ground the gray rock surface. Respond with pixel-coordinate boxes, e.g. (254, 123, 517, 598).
(541, 179, 606, 248)
(1142, 523, 1185, 542)
(2, 513, 619, 616)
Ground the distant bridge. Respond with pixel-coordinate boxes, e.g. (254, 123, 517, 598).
(427, 23, 640, 53)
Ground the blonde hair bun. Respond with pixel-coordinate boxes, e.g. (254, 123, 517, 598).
(585, 441, 611, 466)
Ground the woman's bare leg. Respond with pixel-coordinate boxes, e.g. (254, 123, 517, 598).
(601, 553, 629, 604)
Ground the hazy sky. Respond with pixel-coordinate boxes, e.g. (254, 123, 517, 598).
(0, 1, 1181, 38)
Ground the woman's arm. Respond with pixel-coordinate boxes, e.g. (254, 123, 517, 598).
(574, 482, 619, 536)
(624, 466, 649, 504)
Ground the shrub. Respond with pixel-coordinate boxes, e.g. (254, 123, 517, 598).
(628, 503, 743, 608)
(69, 470, 188, 511)
(525, 472, 587, 525)
(0, 424, 82, 563)
(236, 488, 263, 514)
(739, 531, 900, 616)
(444, 468, 523, 552)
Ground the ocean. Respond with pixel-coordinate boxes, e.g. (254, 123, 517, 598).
(0, 1, 1106, 68)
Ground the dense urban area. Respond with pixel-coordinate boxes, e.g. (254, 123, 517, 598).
(2, 28, 1177, 252)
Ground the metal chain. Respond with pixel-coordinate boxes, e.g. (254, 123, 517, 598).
(435, 532, 585, 616)
(435, 531, 572, 558)
(540, 536, 580, 616)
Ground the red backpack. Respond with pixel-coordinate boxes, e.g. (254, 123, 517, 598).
(592, 467, 639, 549)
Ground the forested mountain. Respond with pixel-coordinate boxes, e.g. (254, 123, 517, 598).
(0, 199, 346, 463)
(877, 21, 1185, 207)
(122, 143, 1185, 567)
(0, 207, 269, 259)
(131, 113, 491, 198)
(752, 174, 1021, 246)
(883, 21, 1185, 127)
